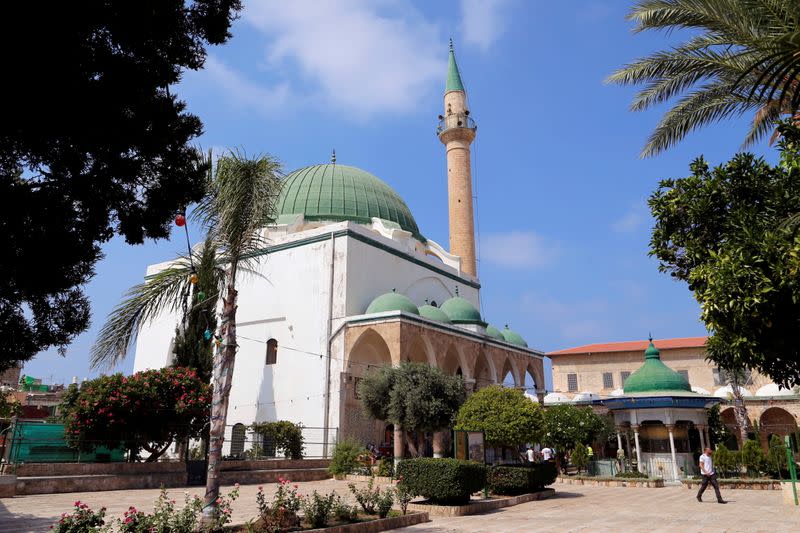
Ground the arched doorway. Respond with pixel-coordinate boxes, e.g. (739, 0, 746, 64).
(720, 408, 740, 450)
(472, 350, 496, 390)
(344, 328, 393, 445)
(760, 407, 798, 450)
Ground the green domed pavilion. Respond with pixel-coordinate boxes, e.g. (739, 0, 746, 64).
(623, 341, 691, 394)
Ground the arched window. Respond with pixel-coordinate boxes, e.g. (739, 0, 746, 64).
(231, 423, 246, 457)
(266, 338, 278, 365)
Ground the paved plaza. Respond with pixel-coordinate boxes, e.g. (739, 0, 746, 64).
(1, 480, 797, 533)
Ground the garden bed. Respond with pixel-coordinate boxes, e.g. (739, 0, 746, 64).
(227, 512, 429, 532)
(681, 478, 784, 490)
(406, 489, 555, 517)
(345, 475, 393, 484)
(557, 476, 664, 488)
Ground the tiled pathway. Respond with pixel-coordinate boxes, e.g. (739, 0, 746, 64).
(1, 479, 797, 532)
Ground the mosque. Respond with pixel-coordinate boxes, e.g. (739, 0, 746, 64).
(132, 44, 546, 458)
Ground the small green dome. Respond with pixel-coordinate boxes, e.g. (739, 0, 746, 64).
(623, 341, 691, 394)
(278, 164, 422, 240)
(440, 296, 484, 324)
(419, 304, 452, 323)
(365, 291, 419, 315)
(501, 325, 528, 347)
(485, 325, 504, 340)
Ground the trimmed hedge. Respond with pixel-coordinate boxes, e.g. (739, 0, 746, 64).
(487, 463, 558, 495)
(615, 471, 649, 479)
(396, 458, 486, 505)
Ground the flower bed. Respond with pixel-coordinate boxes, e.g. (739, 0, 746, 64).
(557, 475, 664, 488)
(681, 478, 784, 490)
(228, 511, 429, 532)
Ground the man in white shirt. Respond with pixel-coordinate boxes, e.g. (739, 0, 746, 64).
(526, 446, 535, 463)
(541, 446, 554, 462)
(697, 447, 726, 503)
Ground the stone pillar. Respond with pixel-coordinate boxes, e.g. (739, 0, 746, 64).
(632, 425, 643, 473)
(433, 431, 446, 458)
(616, 430, 623, 451)
(667, 425, 680, 480)
(698, 425, 707, 451)
(704, 427, 711, 449)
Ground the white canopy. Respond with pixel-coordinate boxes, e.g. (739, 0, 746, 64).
(543, 392, 570, 405)
(755, 383, 797, 397)
(714, 385, 753, 398)
(691, 386, 711, 395)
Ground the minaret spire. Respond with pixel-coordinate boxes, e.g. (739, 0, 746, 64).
(438, 40, 478, 277)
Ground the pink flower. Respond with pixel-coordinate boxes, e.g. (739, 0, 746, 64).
(73, 501, 81, 507)
(258, 486, 263, 490)
(234, 483, 240, 488)
(216, 497, 222, 504)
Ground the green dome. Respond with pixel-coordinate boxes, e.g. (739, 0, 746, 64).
(365, 291, 419, 315)
(419, 304, 452, 323)
(623, 341, 691, 394)
(440, 296, 484, 325)
(278, 164, 422, 240)
(501, 325, 528, 347)
(485, 325, 504, 340)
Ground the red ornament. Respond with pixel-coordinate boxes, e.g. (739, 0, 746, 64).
(175, 214, 186, 227)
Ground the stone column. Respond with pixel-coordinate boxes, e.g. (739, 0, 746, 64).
(697, 425, 707, 451)
(704, 427, 711, 449)
(616, 430, 623, 451)
(632, 425, 643, 473)
(666, 424, 680, 481)
(433, 431, 447, 458)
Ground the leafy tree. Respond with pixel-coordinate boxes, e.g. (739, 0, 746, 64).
(713, 444, 733, 478)
(60, 367, 211, 461)
(0, 393, 21, 419)
(0, 1, 242, 371)
(740, 439, 765, 478)
(766, 434, 788, 478)
(706, 404, 732, 448)
(329, 438, 368, 477)
(250, 421, 304, 459)
(360, 363, 466, 457)
(454, 385, 544, 448)
(571, 443, 589, 473)
(608, 0, 800, 157)
(543, 404, 608, 453)
(649, 122, 800, 388)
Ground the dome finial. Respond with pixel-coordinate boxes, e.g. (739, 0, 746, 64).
(648, 332, 653, 342)
(454, 286, 459, 296)
(331, 149, 336, 164)
(449, 37, 454, 52)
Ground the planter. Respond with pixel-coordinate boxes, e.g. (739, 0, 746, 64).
(229, 512, 428, 532)
(345, 474, 393, 484)
(406, 489, 555, 517)
(0, 475, 16, 498)
(681, 479, 783, 490)
(557, 476, 664, 488)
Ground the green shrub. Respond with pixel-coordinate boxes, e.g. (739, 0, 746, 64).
(767, 434, 788, 478)
(329, 438, 367, 477)
(250, 421, 304, 459)
(376, 457, 394, 478)
(52, 501, 106, 532)
(376, 488, 394, 518)
(332, 496, 359, 523)
(396, 458, 486, 505)
(301, 491, 335, 528)
(395, 481, 415, 515)
(571, 443, 589, 473)
(348, 478, 381, 514)
(487, 466, 529, 495)
(487, 463, 557, 495)
(740, 439, 765, 478)
(615, 471, 648, 479)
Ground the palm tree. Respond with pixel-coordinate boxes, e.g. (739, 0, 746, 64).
(607, 0, 800, 157)
(191, 150, 282, 521)
(91, 150, 283, 520)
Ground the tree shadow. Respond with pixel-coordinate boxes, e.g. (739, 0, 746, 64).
(553, 491, 585, 499)
(0, 499, 56, 533)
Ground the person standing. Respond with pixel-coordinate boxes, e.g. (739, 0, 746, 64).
(526, 446, 536, 463)
(697, 447, 726, 504)
(541, 446, 554, 462)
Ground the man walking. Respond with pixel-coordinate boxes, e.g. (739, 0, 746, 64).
(697, 447, 726, 504)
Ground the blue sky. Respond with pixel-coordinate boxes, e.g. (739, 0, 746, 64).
(24, 0, 777, 388)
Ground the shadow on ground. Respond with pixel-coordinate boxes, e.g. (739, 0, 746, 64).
(0, 500, 54, 533)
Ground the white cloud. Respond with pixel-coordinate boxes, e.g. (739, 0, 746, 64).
(480, 231, 558, 269)
(611, 202, 649, 233)
(460, 0, 513, 51)
(201, 55, 291, 115)
(240, 0, 445, 117)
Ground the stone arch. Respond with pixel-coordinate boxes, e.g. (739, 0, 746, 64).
(524, 363, 538, 394)
(440, 343, 465, 376)
(500, 356, 519, 388)
(346, 328, 393, 378)
(719, 408, 741, 449)
(760, 407, 798, 448)
(404, 333, 435, 366)
(472, 349, 497, 390)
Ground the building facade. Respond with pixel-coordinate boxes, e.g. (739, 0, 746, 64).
(548, 337, 800, 452)
(132, 44, 545, 459)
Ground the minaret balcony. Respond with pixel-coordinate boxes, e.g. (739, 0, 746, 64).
(436, 113, 477, 136)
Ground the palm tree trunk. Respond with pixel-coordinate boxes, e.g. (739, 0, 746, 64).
(202, 265, 239, 520)
(729, 377, 751, 446)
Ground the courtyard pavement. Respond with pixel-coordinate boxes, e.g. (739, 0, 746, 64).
(0, 479, 797, 532)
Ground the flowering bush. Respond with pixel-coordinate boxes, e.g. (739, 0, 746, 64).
(256, 478, 302, 532)
(394, 478, 415, 515)
(375, 487, 394, 518)
(331, 496, 359, 523)
(60, 367, 211, 460)
(207, 484, 240, 530)
(301, 490, 335, 528)
(114, 488, 202, 532)
(51, 501, 106, 532)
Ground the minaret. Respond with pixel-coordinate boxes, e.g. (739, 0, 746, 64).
(438, 40, 478, 277)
